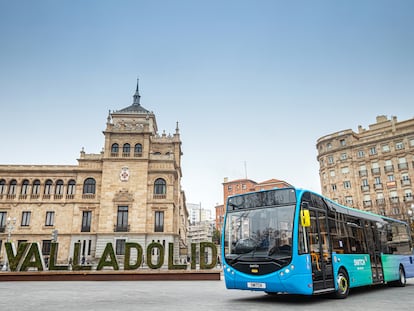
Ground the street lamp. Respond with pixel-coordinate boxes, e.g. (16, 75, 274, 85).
(6, 216, 16, 242)
(2, 217, 16, 271)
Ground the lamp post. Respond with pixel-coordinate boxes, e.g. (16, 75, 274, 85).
(6, 216, 16, 242)
(2, 216, 16, 271)
(408, 205, 414, 241)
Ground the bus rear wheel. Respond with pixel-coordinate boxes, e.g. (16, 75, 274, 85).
(390, 266, 406, 287)
(333, 268, 349, 299)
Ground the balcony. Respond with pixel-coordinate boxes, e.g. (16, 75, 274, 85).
(401, 179, 411, 186)
(134, 152, 142, 157)
(153, 194, 167, 199)
(404, 196, 413, 202)
(386, 181, 397, 189)
(114, 224, 130, 232)
(82, 194, 96, 200)
(376, 198, 386, 206)
(384, 165, 394, 173)
(81, 225, 91, 232)
(361, 185, 370, 192)
(389, 197, 400, 204)
(374, 183, 383, 190)
(0, 226, 5, 233)
(359, 170, 368, 177)
(363, 200, 372, 207)
(398, 162, 408, 170)
(371, 168, 381, 175)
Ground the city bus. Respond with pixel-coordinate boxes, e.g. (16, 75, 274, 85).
(222, 187, 414, 298)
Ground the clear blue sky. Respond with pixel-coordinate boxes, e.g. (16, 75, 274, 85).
(1, 0, 413, 210)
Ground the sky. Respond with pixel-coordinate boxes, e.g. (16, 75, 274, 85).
(1, 0, 413, 211)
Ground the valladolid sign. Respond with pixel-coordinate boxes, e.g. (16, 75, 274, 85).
(4, 241, 218, 272)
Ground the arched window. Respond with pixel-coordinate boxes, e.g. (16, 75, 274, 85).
(9, 179, 17, 195)
(67, 179, 76, 195)
(123, 143, 131, 157)
(0, 179, 6, 194)
(83, 178, 96, 194)
(32, 180, 41, 195)
(154, 178, 166, 195)
(134, 143, 142, 155)
(111, 143, 119, 156)
(56, 180, 64, 195)
(44, 179, 53, 195)
(21, 179, 30, 195)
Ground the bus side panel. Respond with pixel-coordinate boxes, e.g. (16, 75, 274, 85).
(333, 253, 373, 288)
(401, 255, 414, 278)
(382, 254, 414, 281)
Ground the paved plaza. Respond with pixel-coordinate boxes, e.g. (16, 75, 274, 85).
(0, 278, 413, 311)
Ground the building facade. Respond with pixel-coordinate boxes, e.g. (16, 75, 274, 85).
(317, 115, 414, 223)
(0, 82, 189, 268)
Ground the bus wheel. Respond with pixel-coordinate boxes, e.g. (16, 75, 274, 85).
(392, 266, 406, 287)
(334, 268, 349, 299)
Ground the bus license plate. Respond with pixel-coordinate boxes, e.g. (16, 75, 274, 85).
(247, 282, 266, 289)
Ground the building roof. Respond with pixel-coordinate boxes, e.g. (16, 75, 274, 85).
(116, 79, 150, 114)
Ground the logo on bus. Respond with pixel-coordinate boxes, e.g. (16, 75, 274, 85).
(353, 258, 367, 270)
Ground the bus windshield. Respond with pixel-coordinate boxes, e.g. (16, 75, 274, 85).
(224, 189, 296, 268)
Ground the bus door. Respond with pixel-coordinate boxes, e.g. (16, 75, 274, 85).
(309, 208, 335, 293)
(364, 220, 384, 283)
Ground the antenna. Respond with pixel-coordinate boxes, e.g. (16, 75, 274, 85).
(244, 161, 248, 179)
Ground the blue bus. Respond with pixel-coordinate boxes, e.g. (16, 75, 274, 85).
(222, 187, 414, 298)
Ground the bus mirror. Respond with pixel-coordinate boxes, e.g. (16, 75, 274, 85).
(301, 209, 310, 227)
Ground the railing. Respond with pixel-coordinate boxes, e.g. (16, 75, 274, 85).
(398, 163, 408, 170)
(376, 198, 386, 206)
(361, 185, 370, 192)
(81, 225, 91, 232)
(401, 179, 411, 186)
(363, 200, 372, 207)
(384, 165, 394, 172)
(371, 168, 381, 175)
(134, 152, 142, 157)
(389, 197, 400, 204)
(359, 170, 368, 177)
(82, 194, 96, 200)
(374, 183, 383, 190)
(386, 181, 397, 189)
(114, 224, 130, 232)
(153, 194, 167, 199)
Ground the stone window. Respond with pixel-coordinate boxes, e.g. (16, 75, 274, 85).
(83, 178, 96, 194)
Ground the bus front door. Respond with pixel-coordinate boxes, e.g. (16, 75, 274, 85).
(309, 209, 335, 293)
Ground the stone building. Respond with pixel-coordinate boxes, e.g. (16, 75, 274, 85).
(317, 115, 414, 223)
(0, 81, 189, 268)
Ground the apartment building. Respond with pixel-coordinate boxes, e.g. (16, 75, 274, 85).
(317, 115, 414, 223)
